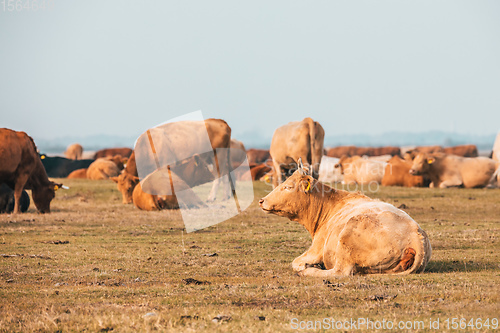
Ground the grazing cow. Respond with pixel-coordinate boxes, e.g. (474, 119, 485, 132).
(132, 170, 205, 211)
(94, 147, 133, 159)
(443, 144, 478, 157)
(259, 160, 431, 277)
(64, 143, 83, 160)
(270, 117, 325, 187)
(86, 158, 121, 180)
(0, 128, 65, 213)
(409, 153, 497, 188)
(318, 156, 343, 184)
(134, 118, 233, 202)
(381, 156, 426, 187)
(0, 183, 30, 213)
(67, 168, 88, 179)
(246, 149, 271, 165)
(492, 132, 500, 163)
(40, 155, 94, 178)
(334, 155, 386, 185)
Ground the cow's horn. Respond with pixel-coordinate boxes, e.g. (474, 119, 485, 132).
(298, 158, 306, 175)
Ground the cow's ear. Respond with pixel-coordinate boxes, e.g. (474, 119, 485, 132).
(427, 157, 435, 164)
(334, 163, 341, 168)
(301, 178, 313, 193)
(110, 176, 119, 183)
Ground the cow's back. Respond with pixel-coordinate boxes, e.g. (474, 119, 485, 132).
(458, 156, 497, 188)
(0, 129, 39, 186)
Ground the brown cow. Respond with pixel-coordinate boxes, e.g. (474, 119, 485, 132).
(0, 128, 64, 213)
(132, 169, 205, 211)
(86, 158, 121, 180)
(259, 160, 431, 277)
(246, 149, 271, 165)
(270, 117, 325, 187)
(64, 143, 83, 160)
(67, 168, 88, 179)
(113, 152, 215, 205)
(134, 118, 232, 202)
(442, 144, 478, 157)
(381, 156, 426, 187)
(327, 146, 400, 158)
(409, 153, 497, 188)
(94, 147, 133, 159)
(239, 163, 272, 181)
(112, 152, 139, 204)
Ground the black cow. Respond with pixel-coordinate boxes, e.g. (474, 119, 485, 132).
(0, 183, 30, 213)
(40, 155, 94, 178)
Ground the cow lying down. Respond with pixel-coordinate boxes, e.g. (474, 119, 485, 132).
(259, 159, 431, 278)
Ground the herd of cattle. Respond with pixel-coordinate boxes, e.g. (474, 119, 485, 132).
(1, 118, 499, 214)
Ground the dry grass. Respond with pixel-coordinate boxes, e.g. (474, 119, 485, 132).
(0, 179, 499, 332)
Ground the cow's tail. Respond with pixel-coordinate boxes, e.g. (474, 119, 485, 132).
(392, 228, 431, 275)
(307, 118, 323, 178)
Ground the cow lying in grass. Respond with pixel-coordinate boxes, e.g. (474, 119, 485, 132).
(259, 159, 431, 278)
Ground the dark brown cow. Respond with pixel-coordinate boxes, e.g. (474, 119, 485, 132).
(327, 146, 400, 158)
(443, 144, 478, 157)
(94, 147, 133, 159)
(239, 163, 272, 181)
(381, 156, 426, 187)
(0, 128, 64, 213)
(246, 149, 271, 165)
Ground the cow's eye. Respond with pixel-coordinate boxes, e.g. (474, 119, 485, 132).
(283, 185, 293, 190)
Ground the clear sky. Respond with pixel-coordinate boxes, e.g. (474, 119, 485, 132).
(1, 0, 499, 144)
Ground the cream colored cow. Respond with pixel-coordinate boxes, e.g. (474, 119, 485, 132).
(259, 160, 431, 277)
(409, 152, 497, 188)
(334, 155, 387, 185)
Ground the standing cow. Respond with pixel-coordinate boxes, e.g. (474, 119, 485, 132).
(270, 117, 325, 188)
(0, 128, 65, 213)
(64, 143, 83, 160)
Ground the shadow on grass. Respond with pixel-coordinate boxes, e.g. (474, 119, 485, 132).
(426, 259, 499, 273)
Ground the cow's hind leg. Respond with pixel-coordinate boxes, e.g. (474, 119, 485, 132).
(298, 264, 355, 278)
(13, 175, 29, 214)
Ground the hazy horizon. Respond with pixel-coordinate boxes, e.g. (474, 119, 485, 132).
(1, 1, 499, 144)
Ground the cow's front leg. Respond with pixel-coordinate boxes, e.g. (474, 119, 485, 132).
(291, 240, 324, 272)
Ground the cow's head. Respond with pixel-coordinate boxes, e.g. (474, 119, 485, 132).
(32, 182, 66, 213)
(409, 153, 435, 175)
(112, 171, 139, 204)
(259, 158, 315, 220)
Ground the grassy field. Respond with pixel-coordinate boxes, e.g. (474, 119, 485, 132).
(0, 178, 499, 332)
